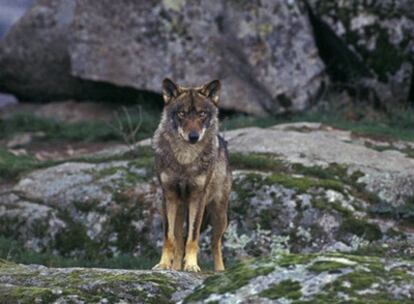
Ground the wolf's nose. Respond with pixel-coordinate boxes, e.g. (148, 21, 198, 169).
(188, 131, 199, 143)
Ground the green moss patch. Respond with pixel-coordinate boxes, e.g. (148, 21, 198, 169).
(339, 218, 382, 241)
(184, 259, 274, 302)
(369, 196, 414, 225)
(0, 148, 56, 181)
(229, 153, 286, 172)
(0, 263, 183, 304)
(259, 279, 302, 300)
(0, 286, 59, 304)
(0, 236, 157, 270)
(308, 261, 351, 273)
(265, 173, 344, 193)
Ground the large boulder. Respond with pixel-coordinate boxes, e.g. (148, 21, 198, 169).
(0, 0, 80, 102)
(0, 0, 325, 115)
(70, 0, 325, 115)
(307, 0, 414, 104)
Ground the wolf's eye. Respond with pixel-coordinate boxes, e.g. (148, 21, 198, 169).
(177, 111, 185, 118)
(199, 111, 207, 118)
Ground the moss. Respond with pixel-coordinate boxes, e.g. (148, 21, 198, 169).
(276, 254, 313, 267)
(338, 218, 382, 241)
(307, 261, 350, 273)
(358, 27, 408, 81)
(184, 259, 274, 302)
(350, 242, 413, 261)
(0, 148, 57, 181)
(0, 109, 160, 144)
(53, 212, 101, 259)
(0, 286, 59, 304)
(369, 196, 414, 224)
(292, 163, 375, 205)
(109, 191, 157, 256)
(311, 198, 353, 217)
(314, 2, 410, 81)
(265, 173, 344, 194)
(259, 279, 302, 300)
(330, 270, 379, 293)
(139, 273, 176, 301)
(229, 152, 286, 172)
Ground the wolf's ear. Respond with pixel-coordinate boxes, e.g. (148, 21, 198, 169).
(162, 78, 180, 104)
(200, 80, 221, 105)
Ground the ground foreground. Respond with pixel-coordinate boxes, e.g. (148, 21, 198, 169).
(0, 122, 414, 303)
(1, 252, 413, 303)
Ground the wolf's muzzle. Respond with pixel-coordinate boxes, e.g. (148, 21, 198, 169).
(188, 131, 200, 144)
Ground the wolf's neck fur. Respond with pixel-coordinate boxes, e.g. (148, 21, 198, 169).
(153, 110, 219, 165)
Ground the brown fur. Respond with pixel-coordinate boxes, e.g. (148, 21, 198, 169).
(152, 78, 232, 272)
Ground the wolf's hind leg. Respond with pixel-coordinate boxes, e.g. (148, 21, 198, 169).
(210, 200, 228, 272)
(153, 190, 179, 270)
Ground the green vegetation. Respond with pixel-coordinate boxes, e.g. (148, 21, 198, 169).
(221, 103, 414, 142)
(229, 153, 286, 172)
(0, 286, 59, 304)
(0, 110, 159, 143)
(184, 253, 414, 303)
(259, 279, 302, 300)
(184, 259, 274, 302)
(0, 148, 55, 181)
(308, 260, 351, 273)
(0, 236, 157, 270)
(265, 173, 344, 194)
(0, 259, 179, 304)
(338, 218, 382, 241)
(369, 196, 414, 224)
(3, 98, 414, 148)
(0, 144, 154, 182)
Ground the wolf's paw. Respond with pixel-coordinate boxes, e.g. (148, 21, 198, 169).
(184, 263, 201, 272)
(152, 263, 172, 270)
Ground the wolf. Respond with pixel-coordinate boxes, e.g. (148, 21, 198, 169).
(152, 78, 232, 272)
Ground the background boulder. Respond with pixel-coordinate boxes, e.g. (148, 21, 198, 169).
(70, 0, 325, 115)
(307, 0, 414, 105)
(0, 0, 325, 115)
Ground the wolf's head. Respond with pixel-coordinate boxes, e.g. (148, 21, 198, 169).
(161, 78, 220, 144)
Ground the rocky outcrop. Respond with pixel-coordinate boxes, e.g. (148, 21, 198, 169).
(1, 122, 414, 302)
(0, 259, 203, 303)
(184, 253, 414, 303)
(1, 123, 413, 262)
(225, 122, 414, 206)
(1, 253, 413, 303)
(307, 0, 414, 104)
(1, 153, 163, 258)
(0, 0, 325, 115)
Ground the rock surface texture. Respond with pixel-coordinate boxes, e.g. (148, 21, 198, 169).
(308, 0, 414, 104)
(0, 0, 325, 115)
(0, 260, 203, 303)
(0, 254, 413, 303)
(1, 123, 414, 302)
(0, 0, 80, 102)
(1, 123, 413, 259)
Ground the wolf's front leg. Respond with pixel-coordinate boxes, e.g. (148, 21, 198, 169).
(184, 189, 207, 272)
(153, 189, 179, 270)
